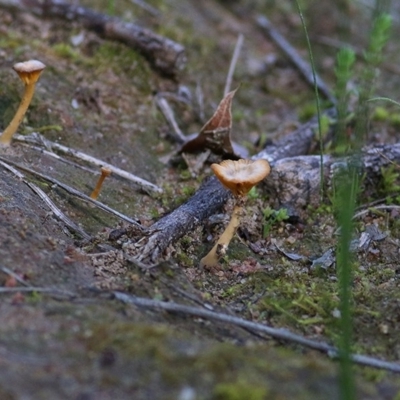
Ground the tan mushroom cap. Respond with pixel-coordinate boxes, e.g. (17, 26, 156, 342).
(13, 60, 46, 85)
(211, 159, 271, 197)
(100, 166, 112, 177)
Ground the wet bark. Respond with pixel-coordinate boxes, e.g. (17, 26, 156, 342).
(0, 0, 186, 77)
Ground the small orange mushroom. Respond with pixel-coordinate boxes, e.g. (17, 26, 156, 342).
(200, 159, 270, 268)
(90, 167, 112, 200)
(0, 60, 46, 146)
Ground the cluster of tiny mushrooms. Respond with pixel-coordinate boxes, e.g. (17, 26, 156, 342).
(0, 60, 272, 267)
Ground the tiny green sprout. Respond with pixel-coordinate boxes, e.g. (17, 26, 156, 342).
(247, 186, 259, 200)
(372, 106, 389, 122)
(389, 113, 400, 127)
(262, 207, 289, 238)
(380, 164, 400, 196)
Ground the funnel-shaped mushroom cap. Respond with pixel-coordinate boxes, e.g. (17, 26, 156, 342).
(211, 159, 271, 197)
(13, 60, 46, 85)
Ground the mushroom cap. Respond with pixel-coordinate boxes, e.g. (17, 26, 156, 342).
(100, 166, 112, 177)
(13, 60, 46, 85)
(211, 159, 271, 197)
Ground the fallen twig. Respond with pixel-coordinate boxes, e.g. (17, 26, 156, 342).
(0, 160, 91, 240)
(155, 96, 187, 143)
(224, 33, 244, 96)
(0, 266, 29, 287)
(13, 133, 162, 194)
(130, 0, 160, 17)
(256, 14, 336, 104)
(114, 292, 400, 373)
(0, 0, 185, 77)
(353, 204, 400, 220)
(0, 156, 144, 230)
(19, 143, 99, 175)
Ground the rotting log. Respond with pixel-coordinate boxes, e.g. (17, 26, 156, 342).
(264, 144, 400, 214)
(0, 0, 186, 77)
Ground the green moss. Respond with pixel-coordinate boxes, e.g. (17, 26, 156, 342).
(372, 106, 389, 121)
(92, 41, 153, 94)
(389, 113, 400, 127)
(176, 250, 194, 267)
(53, 43, 80, 60)
(213, 380, 268, 400)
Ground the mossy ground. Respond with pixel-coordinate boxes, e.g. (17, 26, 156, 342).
(1, 0, 400, 399)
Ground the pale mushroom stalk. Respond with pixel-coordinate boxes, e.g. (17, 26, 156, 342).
(200, 159, 271, 268)
(0, 60, 46, 146)
(200, 202, 243, 268)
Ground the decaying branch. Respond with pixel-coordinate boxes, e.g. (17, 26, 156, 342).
(137, 176, 231, 262)
(256, 14, 336, 104)
(0, 0, 186, 77)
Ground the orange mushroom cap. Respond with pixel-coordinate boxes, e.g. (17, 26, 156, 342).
(211, 159, 271, 197)
(13, 60, 46, 85)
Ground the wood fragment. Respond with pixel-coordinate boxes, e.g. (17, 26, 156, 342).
(114, 292, 400, 373)
(137, 176, 230, 262)
(14, 133, 162, 194)
(0, 0, 186, 77)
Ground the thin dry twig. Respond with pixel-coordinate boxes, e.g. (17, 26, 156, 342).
(130, 0, 160, 17)
(0, 159, 92, 240)
(0, 156, 144, 230)
(224, 33, 244, 96)
(256, 14, 336, 104)
(114, 292, 400, 373)
(19, 143, 99, 175)
(13, 133, 163, 194)
(0, 266, 29, 287)
(353, 204, 400, 220)
(155, 96, 186, 143)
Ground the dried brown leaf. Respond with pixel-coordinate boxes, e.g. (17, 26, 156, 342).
(180, 88, 238, 157)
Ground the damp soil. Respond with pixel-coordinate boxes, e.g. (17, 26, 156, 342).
(1, 1, 400, 399)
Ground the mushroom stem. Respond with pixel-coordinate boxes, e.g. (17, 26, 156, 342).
(90, 167, 112, 200)
(200, 203, 243, 268)
(0, 83, 36, 145)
